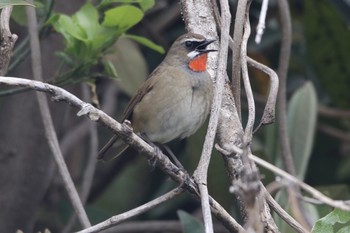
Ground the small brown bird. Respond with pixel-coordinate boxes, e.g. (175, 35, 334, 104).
(98, 33, 216, 161)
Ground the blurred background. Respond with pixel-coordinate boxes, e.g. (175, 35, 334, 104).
(0, 0, 350, 232)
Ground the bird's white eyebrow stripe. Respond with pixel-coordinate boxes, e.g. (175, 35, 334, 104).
(180, 38, 205, 43)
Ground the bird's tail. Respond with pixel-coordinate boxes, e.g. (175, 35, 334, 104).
(98, 135, 129, 161)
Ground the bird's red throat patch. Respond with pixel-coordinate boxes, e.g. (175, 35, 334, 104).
(188, 53, 208, 72)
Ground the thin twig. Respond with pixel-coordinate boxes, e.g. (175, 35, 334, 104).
(63, 84, 99, 233)
(25, 4, 91, 228)
(76, 187, 184, 233)
(192, 0, 230, 232)
(241, 12, 254, 143)
(247, 56, 278, 130)
(100, 220, 230, 233)
(217, 143, 350, 212)
(231, 0, 248, 118)
(276, 0, 310, 228)
(0, 76, 244, 233)
(318, 124, 350, 142)
(251, 154, 350, 212)
(264, 188, 308, 233)
(318, 105, 350, 119)
(255, 0, 269, 44)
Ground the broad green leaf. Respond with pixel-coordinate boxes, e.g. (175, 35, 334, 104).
(124, 34, 164, 54)
(338, 225, 350, 233)
(102, 5, 143, 32)
(99, 0, 136, 6)
(139, 0, 155, 11)
(177, 210, 205, 233)
(54, 15, 86, 41)
(0, 0, 34, 8)
(312, 209, 350, 233)
(105, 38, 148, 95)
(287, 81, 317, 179)
(74, 3, 99, 40)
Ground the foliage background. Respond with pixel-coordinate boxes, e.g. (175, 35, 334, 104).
(1, 0, 350, 232)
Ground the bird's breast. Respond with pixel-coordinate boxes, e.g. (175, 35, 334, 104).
(131, 68, 213, 144)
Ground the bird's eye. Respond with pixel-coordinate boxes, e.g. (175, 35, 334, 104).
(185, 41, 194, 49)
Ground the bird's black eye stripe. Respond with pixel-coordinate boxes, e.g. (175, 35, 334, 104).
(184, 40, 202, 50)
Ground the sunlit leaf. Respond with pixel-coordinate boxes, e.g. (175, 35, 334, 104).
(102, 5, 143, 31)
(139, 0, 155, 11)
(74, 2, 99, 40)
(312, 209, 350, 233)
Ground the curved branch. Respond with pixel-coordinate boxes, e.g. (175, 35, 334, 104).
(0, 76, 244, 233)
(25, 3, 91, 228)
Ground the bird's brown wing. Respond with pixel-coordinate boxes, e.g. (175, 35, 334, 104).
(122, 66, 162, 121)
(98, 66, 163, 161)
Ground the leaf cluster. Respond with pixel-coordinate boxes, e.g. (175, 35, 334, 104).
(47, 0, 164, 85)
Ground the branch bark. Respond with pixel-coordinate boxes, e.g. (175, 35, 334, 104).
(276, 0, 311, 229)
(0, 6, 18, 75)
(0, 76, 245, 233)
(25, 4, 91, 228)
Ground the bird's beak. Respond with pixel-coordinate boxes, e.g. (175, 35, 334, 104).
(195, 39, 217, 54)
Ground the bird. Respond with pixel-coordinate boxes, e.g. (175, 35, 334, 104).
(98, 33, 216, 161)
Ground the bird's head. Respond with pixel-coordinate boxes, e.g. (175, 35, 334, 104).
(165, 33, 217, 72)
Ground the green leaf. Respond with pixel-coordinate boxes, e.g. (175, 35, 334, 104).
(177, 210, 205, 233)
(338, 225, 350, 233)
(74, 2, 99, 40)
(102, 5, 143, 32)
(287, 81, 317, 179)
(0, 0, 34, 8)
(139, 0, 155, 11)
(312, 209, 350, 233)
(124, 34, 164, 54)
(105, 37, 148, 96)
(55, 51, 74, 66)
(103, 60, 118, 79)
(73, 2, 117, 53)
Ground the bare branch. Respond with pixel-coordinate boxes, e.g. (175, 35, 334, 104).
(251, 154, 350, 212)
(231, 0, 249, 117)
(25, 4, 91, 228)
(247, 56, 278, 130)
(0, 76, 244, 233)
(264, 188, 309, 233)
(186, 0, 231, 232)
(63, 85, 99, 233)
(0, 6, 18, 75)
(76, 187, 184, 233)
(318, 123, 350, 142)
(255, 0, 269, 44)
(276, 0, 310, 229)
(241, 12, 254, 143)
(318, 105, 350, 119)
